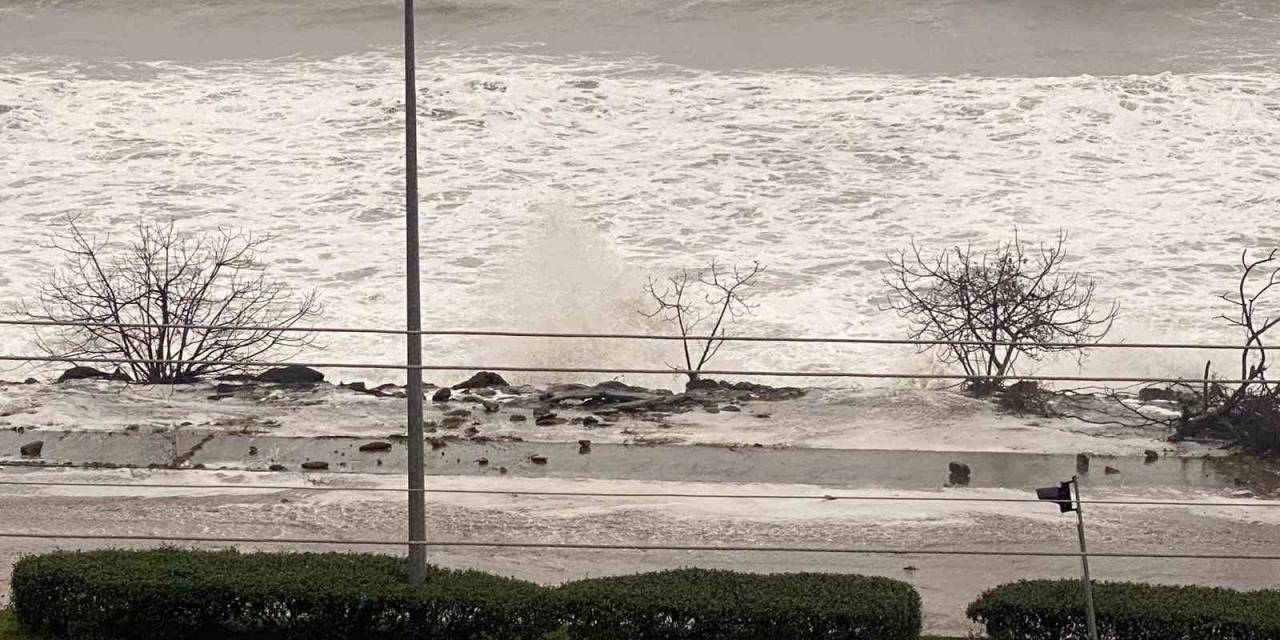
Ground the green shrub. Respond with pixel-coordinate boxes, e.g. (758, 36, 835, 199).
(11, 548, 559, 640)
(967, 579, 1280, 639)
(555, 568, 921, 640)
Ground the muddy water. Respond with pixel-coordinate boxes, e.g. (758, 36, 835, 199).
(0, 428, 1240, 490)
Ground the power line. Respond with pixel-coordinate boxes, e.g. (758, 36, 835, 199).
(0, 531, 1276, 560)
(1, 480, 1276, 508)
(0, 353, 1273, 385)
(0, 319, 1250, 350)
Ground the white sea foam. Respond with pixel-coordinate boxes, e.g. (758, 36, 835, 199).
(2, 50, 1279, 386)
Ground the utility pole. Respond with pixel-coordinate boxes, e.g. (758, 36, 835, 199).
(403, 0, 427, 585)
(1072, 476, 1100, 640)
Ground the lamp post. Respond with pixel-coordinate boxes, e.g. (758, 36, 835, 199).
(1036, 476, 1099, 640)
(403, 0, 427, 585)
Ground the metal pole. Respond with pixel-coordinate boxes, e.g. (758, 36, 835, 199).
(1072, 476, 1100, 640)
(403, 0, 427, 585)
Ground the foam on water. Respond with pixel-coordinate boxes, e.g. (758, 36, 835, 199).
(2, 49, 1280, 386)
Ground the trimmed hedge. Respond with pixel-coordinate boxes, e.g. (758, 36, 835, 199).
(11, 548, 558, 640)
(967, 579, 1280, 639)
(555, 568, 922, 640)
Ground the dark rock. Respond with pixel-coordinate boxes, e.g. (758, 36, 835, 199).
(301, 461, 329, 471)
(722, 405, 741, 412)
(481, 400, 500, 413)
(429, 438, 448, 450)
(510, 414, 528, 422)
(582, 416, 600, 427)
(248, 446, 258, 456)
(257, 365, 324, 384)
(432, 388, 452, 402)
(473, 388, 497, 397)
(1104, 465, 1121, 475)
(535, 413, 562, 426)
(477, 457, 489, 467)
(1005, 380, 1039, 395)
(23, 378, 37, 385)
(1144, 450, 1160, 464)
(268, 464, 287, 472)
(359, 441, 393, 453)
(499, 466, 508, 475)
(20, 441, 43, 458)
(704, 405, 721, 414)
(1138, 387, 1179, 403)
(453, 371, 509, 390)
(56, 366, 129, 383)
(686, 378, 719, 392)
(948, 462, 971, 486)
(578, 440, 592, 454)
(344, 382, 368, 393)
(1076, 453, 1090, 474)
(464, 426, 479, 437)
(530, 454, 548, 465)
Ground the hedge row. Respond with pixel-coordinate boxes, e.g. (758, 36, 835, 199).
(557, 569, 921, 640)
(10, 550, 922, 640)
(12, 549, 557, 640)
(967, 579, 1280, 640)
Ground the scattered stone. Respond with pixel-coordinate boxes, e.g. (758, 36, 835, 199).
(509, 414, 528, 422)
(256, 366, 324, 384)
(23, 378, 37, 385)
(1138, 387, 1179, 403)
(1104, 466, 1121, 475)
(1144, 450, 1160, 464)
(125, 425, 139, 432)
(301, 461, 329, 471)
(344, 382, 368, 393)
(704, 405, 721, 414)
(19, 441, 43, 458)
(752, 443, 764, 448)
(753, 413, 771, 419)
(429, 438, 448, 450)
(481, 400, 500, 413)
(56, 366, 129, 383)
(248, 446, 258, 456)
(359, 441, 393, 453)
(948, 461, 971, 486)
(578, 440, 591, 454)
(452, 371, 509, 390)
(432, 388, 452, 402)
(268, 464, 287, 472)
(530, 454, 548, 465)
(464, 426, 480, 437)
(582, 416, 600, 427)
(1076, 453, 1090, 474)
(532, 407, 553, 417)
(722, 405, 741, 412)
(535, 414, 566, 427)
(499, 466, 508, 475)
(477, 457, 489, 467)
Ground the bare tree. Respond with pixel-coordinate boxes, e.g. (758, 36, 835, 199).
(1217, 249, 1280, 413)
(642, 260, 763, 383)
(23, 218, 321, 383)
(882, 231, 1117, 393)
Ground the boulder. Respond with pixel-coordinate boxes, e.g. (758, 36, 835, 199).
(56, 366, 129, 383)
(257, 366, 324, 384)
(19, 441, 43, 458)
(1104, 466, 1121, 475)
(948, 462, 971, 486)
(452, 371, 509, 390)
(1138, 387, 1178, 403)
(432, 388, 452, 402)
(1144, 450, 1160, 464)
(509, 414, 528, 422)
(530, 454, 548, 465)
(578, 440, 592, 455)
(268, 464, 287, 472)
(344, 382, 368, 393)
(301, 461, 329, 471)
(23, 378, 37, 385)
(359, 441, 393, 453)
